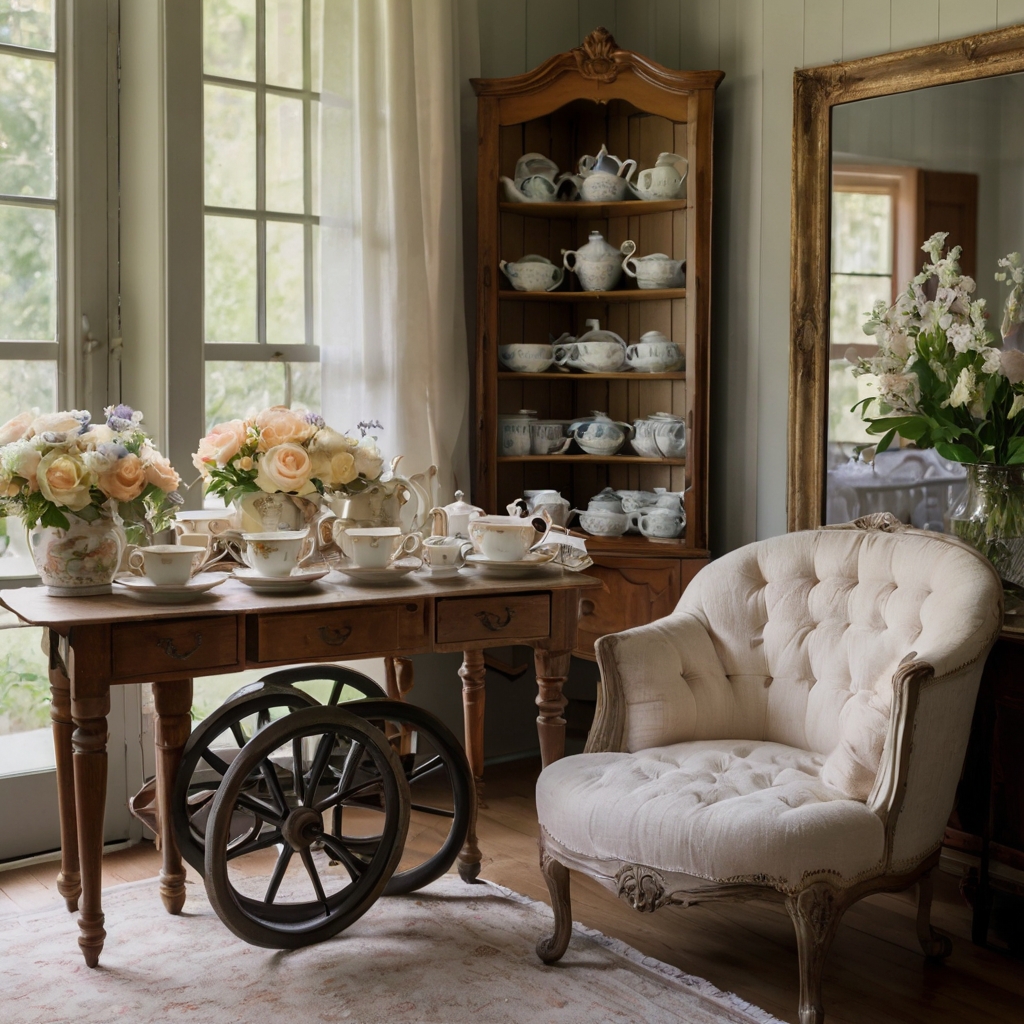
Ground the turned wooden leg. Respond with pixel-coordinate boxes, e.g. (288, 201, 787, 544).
(536, 836, 573, 963)
(457, 649, 485, 882)
(71, 689, 111, 967)
(49, 641, 80, 913)
(534, 649, 570, 768)
(384, 656, 415, 755)
(153, 679, 193, 915)
(785, 883, 847, 1024)
(917, 868, 953, 960)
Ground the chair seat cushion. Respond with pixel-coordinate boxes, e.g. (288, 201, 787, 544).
(537, 740, 886, 890)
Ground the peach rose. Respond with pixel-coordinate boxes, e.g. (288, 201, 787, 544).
(141, 446, 181, 493)
(31, 411, 86, 436)
(37, 451, 94, 511)
(311, 450, 357, 487)
(255, 407, 315, 452)
(192, 419, 248, 474)
(254, 443, 316, 495)
(97, 453, 147, 502)
(0, 412, 33, 444)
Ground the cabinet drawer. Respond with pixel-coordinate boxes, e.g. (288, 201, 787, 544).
(113, 616, 239, 679)
(436, 593, 550, 645)
(255, 605, 398, 663)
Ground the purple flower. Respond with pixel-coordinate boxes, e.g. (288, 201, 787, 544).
(105, 404, 139, 432)
(303, 412, 326, 429)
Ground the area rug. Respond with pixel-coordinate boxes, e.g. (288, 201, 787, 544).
(0, 875, 782, 1024)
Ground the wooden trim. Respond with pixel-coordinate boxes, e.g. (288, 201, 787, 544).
(788, 24, 1024, 531)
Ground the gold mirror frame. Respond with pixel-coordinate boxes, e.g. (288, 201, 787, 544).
(788, 24, 1024, 532)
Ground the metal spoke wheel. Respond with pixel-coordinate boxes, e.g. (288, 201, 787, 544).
(339, 699, 474, 896)
(172, 667, 386, 875)
(203, 705, 410, 949)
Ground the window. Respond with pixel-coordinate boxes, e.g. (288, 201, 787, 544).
(202, 0, 322, 432)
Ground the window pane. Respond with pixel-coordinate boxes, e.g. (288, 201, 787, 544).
(0, 0, 53, 51)
(0, 358, 54, 423)
(0, 626, 53, 770)
(266, 93, 303, 213)
(266, 220, 304, 344)
(0, 52, 55, 198)
(310, 99, 320, 216)
(0, 204, 55, 340)
(203, 0, 255, 81)
(310, 0, 323, 91)
(828, 359, 874, 446)
(831, 191, 893, 275)
(830, 272, 892, 352)
(205, 84, 256, 209)
(205, 215, 256, 343)
(288, 361, 321, 412)
(205, 360, 285, 431)
(265, 0, 302, 90)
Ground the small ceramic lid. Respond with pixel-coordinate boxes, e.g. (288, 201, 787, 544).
(574, 231, 621, 262)
(444, 490, 484, 516)
(639, 331, 672, 345)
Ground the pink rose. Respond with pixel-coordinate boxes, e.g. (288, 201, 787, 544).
(255, 407, 315, 452)
(192, 419, 248, 474)
(0, 412, 33, 444)
(98, 453, 147, 502)
(141, 446, 181, 492)
(254, 443, 316, 495)
(1000, 348, 1024, 385)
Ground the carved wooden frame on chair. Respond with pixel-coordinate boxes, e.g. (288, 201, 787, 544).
(536, 652, 973, 1024)
(788, 23, 1024, 532)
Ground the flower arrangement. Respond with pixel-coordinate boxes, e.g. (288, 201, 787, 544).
(0, 405, 182, 542)
(193, 407, 385, 505)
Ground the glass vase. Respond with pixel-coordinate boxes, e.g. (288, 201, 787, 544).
(29, 512, 127, 596)
(948, 464, 1024, 590)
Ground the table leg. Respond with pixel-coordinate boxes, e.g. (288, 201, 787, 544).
(153, 679, 193, 915)
(71, 688, 111, 967)
(534, 649, 571, 768)
(457, 649, 485, 882)
(48, 641, 80, 913)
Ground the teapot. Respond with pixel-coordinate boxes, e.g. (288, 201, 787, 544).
(562, 232, 634, 292)
(625, 330, 684, 372)
(578, 145, 637, 202)
(635, 152, 688, 201)
(509, 489, 571, 528)
(428, 489, 485, 539)
(554, 319, 627, 372)
(500, 254, 564, 292)
(323, 456, 432, 538)
(622, 252, 685, 290)
(568, 411, 634, 456)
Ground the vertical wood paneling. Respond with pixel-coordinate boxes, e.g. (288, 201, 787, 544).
(525, 0, 579, 70)
(998, 0, 1024, 25)
(579, 0, 618, 40)
(939, 0, 999, 37)
(652, 0, 682, 68)
(843, 0, 891, 59)
(803, 0, 842, 66)
(479, 0, 528, 76)
(614, 0, 654, 55)
(890, 0, 940, 49)
(679, 0, 722, 69)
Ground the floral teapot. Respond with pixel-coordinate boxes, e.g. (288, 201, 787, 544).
(428, 490, 485, 539)
(562, 232, 634, 292)
(635, 152, 689, 200)
(323, 456, 432, 538)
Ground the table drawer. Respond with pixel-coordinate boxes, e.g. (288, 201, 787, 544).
(436, 593, 550, 645)
(255, 605, 399, 663)
(113, 616, 239, 679)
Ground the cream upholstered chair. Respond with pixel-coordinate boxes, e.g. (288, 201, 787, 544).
(535, 516, 1003, 1024)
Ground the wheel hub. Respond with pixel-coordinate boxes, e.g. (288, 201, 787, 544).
(281, 806, 323, 850)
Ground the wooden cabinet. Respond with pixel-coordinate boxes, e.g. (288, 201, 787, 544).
(471, 29, 722, 657)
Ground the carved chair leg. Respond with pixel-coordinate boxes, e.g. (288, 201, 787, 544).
(48, 641, 80, 913)
(537, 841, 572, 964)
(786, 883, 847, 1024)
(916, 868, 953, 960)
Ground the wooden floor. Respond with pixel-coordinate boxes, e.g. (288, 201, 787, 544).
(2, 757, 1021, 1024)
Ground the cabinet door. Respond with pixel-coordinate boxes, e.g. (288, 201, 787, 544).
(574, 557, 707, 659)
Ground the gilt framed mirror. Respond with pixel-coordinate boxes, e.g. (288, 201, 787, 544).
(789, 24, 1024, 532)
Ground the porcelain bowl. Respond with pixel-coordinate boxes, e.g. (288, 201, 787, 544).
(499, 343, 555, 373)
(577, 509, 630, 537)
(500, 255, 564, 293)
(580, 171, 630, 202)
(626, 340, 684, 373)
(554, 339, 626, 373)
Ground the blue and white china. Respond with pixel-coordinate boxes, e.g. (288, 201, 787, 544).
(500, 254, 564, 292)
(634, 152, 688, 200)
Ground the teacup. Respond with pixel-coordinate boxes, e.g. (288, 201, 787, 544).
(173, 509, 239, 537)
(553, 340, 626, 373)
(422, 535, 473, 572)
(229, 529, 314, 577)
(468, 515, 549, 563)
(625, 338, 684, 372)
(530, 421, 571, 455)
(576, 509, 629, 537)
(175, 533, 230, 571)
(128, 544, 206, 586)
(635, 508, 685, 539)
(498, 343, 555, 373)
(343, 527, 421, 569)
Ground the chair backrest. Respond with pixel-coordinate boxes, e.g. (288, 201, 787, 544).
(676, 523, 1002, 795)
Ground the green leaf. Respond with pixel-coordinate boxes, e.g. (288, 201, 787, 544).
(875, 428, 898, 454)
(934, 441, 979, 464)
(40, 505, 71, 530)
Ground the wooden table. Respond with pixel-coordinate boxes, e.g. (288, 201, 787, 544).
(0, 569, 600, 967)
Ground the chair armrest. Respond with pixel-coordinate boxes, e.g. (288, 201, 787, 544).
(589, 612, 732, 753)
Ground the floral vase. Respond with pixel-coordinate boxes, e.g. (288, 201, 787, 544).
(29, 513, 127, 596)
(948, 464, 1024, 590)
(234, 491, 312, 533)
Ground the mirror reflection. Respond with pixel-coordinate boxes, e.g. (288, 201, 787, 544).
(826, 74, 1024, 527)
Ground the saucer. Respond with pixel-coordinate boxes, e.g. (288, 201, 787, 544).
(336, 557, 422, 586)
(418, 564, 464, 580)
(464, 552, 561, 579)
(114, 572, 227, 604)
(233, 566, 331, 593)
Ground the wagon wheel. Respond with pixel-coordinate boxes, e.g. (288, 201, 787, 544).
(203, 705, 410, 948)
(172, 667, 386, 875)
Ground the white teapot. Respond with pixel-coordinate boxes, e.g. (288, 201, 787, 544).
(562, 232, 634, 292)
(577, 146, 637, 202)
(500, 254, 564, 292)
(554, 319, 627, 372)
(622, 252, 685, 290)
(635, 152, 688, 200)
(428, 490, 485, 539)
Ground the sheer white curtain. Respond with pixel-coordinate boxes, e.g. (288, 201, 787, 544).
(319, 0, 477, 501)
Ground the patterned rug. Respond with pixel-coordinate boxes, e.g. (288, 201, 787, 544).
(0, 875, 781, 1024)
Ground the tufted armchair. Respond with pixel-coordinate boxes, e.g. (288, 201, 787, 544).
(535, 518, 1003, 1024)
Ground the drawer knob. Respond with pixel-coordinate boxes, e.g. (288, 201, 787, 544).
(475, 607, 515, 632)
(580, 600, 596, 616)
(156, 633, 203, 660)
(318, 625, 353, 646)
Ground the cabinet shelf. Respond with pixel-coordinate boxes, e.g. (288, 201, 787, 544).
(498, 371, 686, 381)
(570, 532, 709, 558)
(499, 288, 686, 303)
(499, 199, 687, 218)
(497, 454, 686, 466)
